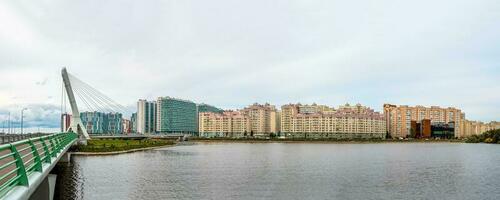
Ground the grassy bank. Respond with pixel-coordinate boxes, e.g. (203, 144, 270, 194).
(73, 139, 175, 152)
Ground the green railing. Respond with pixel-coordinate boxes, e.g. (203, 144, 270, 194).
(0, 132, 77, 198)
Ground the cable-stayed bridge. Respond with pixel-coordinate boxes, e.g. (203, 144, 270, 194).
(0, 67, 173, 200)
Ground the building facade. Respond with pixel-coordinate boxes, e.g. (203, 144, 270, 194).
(61, 113, 71, 132)
(197, 103, 223, 113)
(137, 99, 156, 134)
(122, 119, 132, 134)
(281, 103, 386, 139)
(156, 97, 198, 135)
(130, 112, 137, 133)
(198, 111, 250, 138)
(383, 104, 465, 138)
(80, 111, 123, 134)
(462, 120, 499, 137)
(241, 103, 279, 137)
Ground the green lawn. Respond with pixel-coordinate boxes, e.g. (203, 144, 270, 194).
(75, 139, 175, 152)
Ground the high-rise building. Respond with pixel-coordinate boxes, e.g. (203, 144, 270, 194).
(383, 104, 464, 138)
(122, 119, 131, 134)
(81, 112, 106, 134)
(198, 110, 250, 138)
(61, 113, 71, 132)
(241, 103, 279, 137)
(137, 99, 156, 134)
(107, 113, 123, 134)
(197, 103, 223, 113)
(130, 112, 137, 133)
(281, 104, 300, 134)
(281, 103, 386, 139)
(80, 111, 123, 134)
(156, 97, 198, 135)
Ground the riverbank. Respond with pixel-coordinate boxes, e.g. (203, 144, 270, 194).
(71, 138, 176, 155)
(71, 144, 175, 156)
(190, 137, 464, 144)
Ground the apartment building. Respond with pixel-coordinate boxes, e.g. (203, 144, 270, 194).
(383, 104, 464, 138)
(462, 120, 499, 137)
(281, 103, 386, 139)
(241, 103, 279, 137)
(198, 111, 250, 138)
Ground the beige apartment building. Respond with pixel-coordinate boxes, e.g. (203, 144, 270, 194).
(241, 103, 280, 137)
(198, 111, 250, 138)
(383, 104, 465, 138)
(462, 120, 499, 137)
(281, 103, 386, 139)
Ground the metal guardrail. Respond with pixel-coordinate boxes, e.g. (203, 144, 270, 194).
(0, 132, 77, 198)
(0, 134, 50, 145)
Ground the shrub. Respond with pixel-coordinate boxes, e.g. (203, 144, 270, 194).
(466, 129, 500, 144)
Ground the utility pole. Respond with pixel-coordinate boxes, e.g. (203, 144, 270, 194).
(21, 108, 27, 134)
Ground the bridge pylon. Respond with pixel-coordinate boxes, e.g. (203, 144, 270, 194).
(61, 67, 90, 142)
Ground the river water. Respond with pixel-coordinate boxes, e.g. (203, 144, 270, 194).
(53, 142, 500, 200)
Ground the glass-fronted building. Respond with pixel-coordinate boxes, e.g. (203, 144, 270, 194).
(156, 97, 198, 135)
(107, 113, 123, 134)
(197, 103, 223, 113)
(81, 111, 123, 134)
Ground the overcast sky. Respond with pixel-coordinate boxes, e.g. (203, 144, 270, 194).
(1, 0, 499, 128)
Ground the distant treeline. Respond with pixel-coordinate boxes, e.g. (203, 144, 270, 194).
(466, 129, 500, 143)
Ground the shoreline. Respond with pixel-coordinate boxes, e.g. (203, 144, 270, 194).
(71, 144, 176, 156)
(190, 138, 465, 144)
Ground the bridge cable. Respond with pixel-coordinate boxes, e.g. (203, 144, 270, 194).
(67, 73, 131, 115)
(74, 76, 130, 114)
(73, 82, 110, 113)
(68, 74, 114, 113)
(73, 86, 95, 112)
(72, 79, 125, 114)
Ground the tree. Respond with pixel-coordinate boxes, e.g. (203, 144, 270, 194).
(410, 128, 416, 138)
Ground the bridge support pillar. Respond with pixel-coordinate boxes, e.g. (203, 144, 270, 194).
(59, 152, 71, 163)
(77, 138, 88, 145)
(29, 174, 57, 200)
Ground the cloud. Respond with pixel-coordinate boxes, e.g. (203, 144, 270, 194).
(0, 0, 499, 126)
(0, 104, 61, 128)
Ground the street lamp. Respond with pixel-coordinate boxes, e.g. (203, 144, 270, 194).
(21, 108, 28, 134)
(8, 112, 11, 134)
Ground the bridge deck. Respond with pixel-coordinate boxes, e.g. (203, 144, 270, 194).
(0, 132, 77, 200)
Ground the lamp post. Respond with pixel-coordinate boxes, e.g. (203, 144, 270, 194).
(8, 112, 10, 134)
(21, 108, 28, 134)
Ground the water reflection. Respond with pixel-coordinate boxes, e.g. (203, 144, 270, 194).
(53, 159, 82, 200)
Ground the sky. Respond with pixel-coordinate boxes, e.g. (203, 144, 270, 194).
(0, 0, 499, 129)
